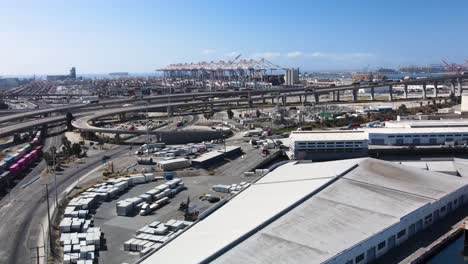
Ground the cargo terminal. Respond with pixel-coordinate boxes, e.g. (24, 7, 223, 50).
(138, 158, 468, 264)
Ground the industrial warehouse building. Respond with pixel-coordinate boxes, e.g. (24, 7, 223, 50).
(367, 127, 468, 145)
(288, 131, 368, 160)
(191, 146, 242, 169)
(138, 158, 468, 264)
(288, 120, 468, 160)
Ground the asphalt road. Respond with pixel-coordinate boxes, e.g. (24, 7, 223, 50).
(0, 133, 128, 264)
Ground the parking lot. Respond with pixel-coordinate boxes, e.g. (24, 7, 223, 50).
(93, 169, 254, 264)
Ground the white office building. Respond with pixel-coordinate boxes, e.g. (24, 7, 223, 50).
(288, 131, 368, 160)
(367, 127, 468, 145)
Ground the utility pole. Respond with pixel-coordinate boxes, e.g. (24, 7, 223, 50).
(45, 184, 54, 254)
(52, 147, 58, 207)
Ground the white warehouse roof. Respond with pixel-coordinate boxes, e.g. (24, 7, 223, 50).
(385, 119, 468, 128)
(140, 158, 468, 264)
(364, 127, 468, 134)
(290, 131, 368, 142)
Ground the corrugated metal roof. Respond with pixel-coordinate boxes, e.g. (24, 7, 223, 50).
(141, 158, 468, 264)
(290, 131, 368, 142)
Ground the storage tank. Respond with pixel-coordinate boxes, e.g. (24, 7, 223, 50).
(137, 157, 154, 165)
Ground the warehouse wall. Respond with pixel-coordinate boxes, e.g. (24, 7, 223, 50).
(325, 185, 468, 264)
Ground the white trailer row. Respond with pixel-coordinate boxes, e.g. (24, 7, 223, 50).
(60, 173, 159, 264)
(157, 158, 191, 171)
(61, 227, 102, 264)
(123, 219, 193, 257)
(212, 182, 251, 195)
(116, 178, 186, 216)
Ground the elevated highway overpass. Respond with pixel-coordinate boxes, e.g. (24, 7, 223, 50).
(1, 73, 466, 125)
(0, 74, 466, 138)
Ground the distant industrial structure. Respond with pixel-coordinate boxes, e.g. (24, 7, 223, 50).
(46, 67, 76, 81)
(158, 57, 284, 82)
(0, 77, 20, 89)
(284, 68, 299, 86)
(109, 72, 129, 77)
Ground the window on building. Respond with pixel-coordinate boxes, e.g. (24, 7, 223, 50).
(378, 241, 386, 250)
(441, 206, 446, 213)
(397, 229, 406, 239)
(455, 134, 462, 137)
(422, 135, 428, 137)
(404, 135, 411, 138)
(355, 253, 365, 263)
(345, 260, 353, 264)
(447, 138, 454, 142)
(425, 213, 433, 224)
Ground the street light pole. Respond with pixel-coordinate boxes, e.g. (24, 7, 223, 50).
(52, 147, 58, 207)
(44, 184, 54, 254)
(145, 102, 149, 145)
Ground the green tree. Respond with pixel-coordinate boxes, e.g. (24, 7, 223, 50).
(62, 136, 71, 154)
(43, 152, 53, 166)
(227, 109, 234, 119)
(71, 143, 82, 156)
(66, 112, 74, 131)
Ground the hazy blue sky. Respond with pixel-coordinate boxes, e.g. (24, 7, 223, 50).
(1, 0, 468, 75)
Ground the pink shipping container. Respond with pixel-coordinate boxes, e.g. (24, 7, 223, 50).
(17, 158, 26, 171)
(30, 150, 38, 160)
(34, 146, 43, 155)
(24, 154, 33, 166)
(9, 164, 20, 175)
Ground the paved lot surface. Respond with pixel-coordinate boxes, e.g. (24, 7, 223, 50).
(93, 172, 253, 264)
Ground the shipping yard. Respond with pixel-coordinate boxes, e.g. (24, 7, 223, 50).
(3, 2, 468, 264)
(1, 67, 468, 264)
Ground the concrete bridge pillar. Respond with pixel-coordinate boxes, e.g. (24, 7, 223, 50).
(388, 85, 393, 101)
(272, 98, 275, 104)
(336, 91, 340, 102)
(304, 94, 308, 102)
(314, 93, 320, 104)
(282, 96, 287, 106)
(299, 95, 302, 103)
(422, 82, 427, 100)
(404, 84, 408, 99)
(167, 105, 173, 117)
(458, 78, 463, 95)
(451, 79, 457, 95)
(370, 87, 375, 101)
(352, 88, 358, 102)
(331, 91, 336, 101)
(433, 82, 438, 97)
(262, 96, 266, 104)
